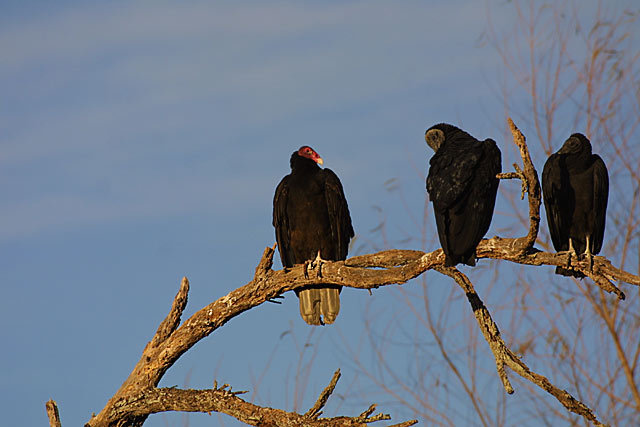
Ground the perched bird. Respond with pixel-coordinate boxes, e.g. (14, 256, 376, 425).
(273, 146, 354, 325)
(425, 123, 502, 266)
(542, 133, 609, 277)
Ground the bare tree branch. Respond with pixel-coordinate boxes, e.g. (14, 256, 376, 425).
(66, 119, 637, 426)
(46, 400, 61, 427)
(304, 369, 341, 419)
(434, 266, 514, 395)
(434, 266, 605, 426)
(505, 117, 541, 253)
(151, 276, 189, 347)
(94, 378, 415, 427)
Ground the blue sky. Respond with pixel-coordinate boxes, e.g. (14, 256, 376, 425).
(1, 1, 637, 426)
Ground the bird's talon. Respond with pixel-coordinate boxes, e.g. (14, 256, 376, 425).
(313, 251, 324, 278)
(585, 236, 594, 272)
(303, 260, 310, 279)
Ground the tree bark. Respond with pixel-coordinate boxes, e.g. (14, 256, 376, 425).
(47, 119, 639, 427)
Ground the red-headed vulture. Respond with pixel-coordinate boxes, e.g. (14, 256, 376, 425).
(273, 146, 354, 325)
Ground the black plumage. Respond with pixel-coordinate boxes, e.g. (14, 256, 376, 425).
(425, 123, 502, 266)
(542, 133, 609, 277)
(273, 146, 354, 325)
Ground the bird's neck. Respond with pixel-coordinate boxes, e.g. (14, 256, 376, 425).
(290, 155, 320, 175)
(564, 152, 591, 171)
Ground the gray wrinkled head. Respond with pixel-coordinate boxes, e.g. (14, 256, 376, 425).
(425, 128, 445, 152)
(558, 133, 591, 156)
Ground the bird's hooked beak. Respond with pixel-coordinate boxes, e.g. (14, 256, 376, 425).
(558, 137, 579, 154)
(297, 146, 325, 165)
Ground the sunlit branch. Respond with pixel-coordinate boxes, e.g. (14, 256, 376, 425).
(48, 119, 637, 426)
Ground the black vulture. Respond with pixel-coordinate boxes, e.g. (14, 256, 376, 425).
(425, 123, 502, 266)
(542, 133, 609, 277)
(273, 146, 354, 325)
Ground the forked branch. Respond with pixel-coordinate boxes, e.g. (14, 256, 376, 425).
(46, 119, 637, 426)
(435, 266, 604, 426)
(91, 369, 415, 427)
(46, 400, 61, 427)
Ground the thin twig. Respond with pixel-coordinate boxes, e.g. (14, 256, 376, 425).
(435, 266, 605, 426)
(46, 400, 61, 427)
(507, 117, 541, 253)
(63, 120, 637, 427)
(305, 369, 341, 419)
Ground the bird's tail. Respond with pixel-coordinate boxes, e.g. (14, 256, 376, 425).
(444, 250, 477, 267)
(555, 266, 585, 278)
(297, 286, 341, 325)
(298, 288, 322, 325)
(320, 287, 340, 324)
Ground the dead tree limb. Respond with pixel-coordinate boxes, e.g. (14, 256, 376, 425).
(304, 368, 341, 419)
(46, 400, 62, 427)
(92, 369, 415, 427)
(435, 266, 605, 426)
(501, 117, 541, 253)
(83, 252, 419, 427)
(62, 118, 636, 426)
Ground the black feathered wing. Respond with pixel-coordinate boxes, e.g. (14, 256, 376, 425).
(542, 154, 570, 251)
(427, 138, 499, 265)
(427, 141, 480, 264)
(273, 175, 323, 324)
(318, 168, 353, 324)
(466, 139, 501, 248)
(591, 155, 609, 254)
(273, 167, 353, 325)
(427, 140, 482, 211)
(322, 168, 354, 260)
(273, 175, 292, 267)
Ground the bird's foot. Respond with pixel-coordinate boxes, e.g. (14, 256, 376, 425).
(584, 236, 593, 272)
(584, 250, 593, 272)
(303, 260, 311, 279)
(310, 251, 325, 278)
(565, 238, 578, 269)
(558, 249, 577, 269)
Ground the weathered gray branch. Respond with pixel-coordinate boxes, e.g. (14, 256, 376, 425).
(46, 400, 62, 427)
(506, 117, 541, 253)
(93, 369, 414, 427)
(63, 118, 637, 426)
(305, 368, 341, 419)
(435, 266, 605, 426)
(80, 233, 635, 425)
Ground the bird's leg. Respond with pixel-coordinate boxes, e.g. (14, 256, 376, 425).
(585, 235, 593, 271)
(313, 250, 324, 278)
(566, 238, 578, 269)
(303, 260, 311, 279)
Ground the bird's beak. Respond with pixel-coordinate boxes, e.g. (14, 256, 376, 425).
(558, 137, 579, 154)
(316, 157, 324, 166)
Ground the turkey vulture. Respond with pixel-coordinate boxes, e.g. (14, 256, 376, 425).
(425, 123, 502, 266)
(273, 146, 354, 325)
(542, 133, 609, 277)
